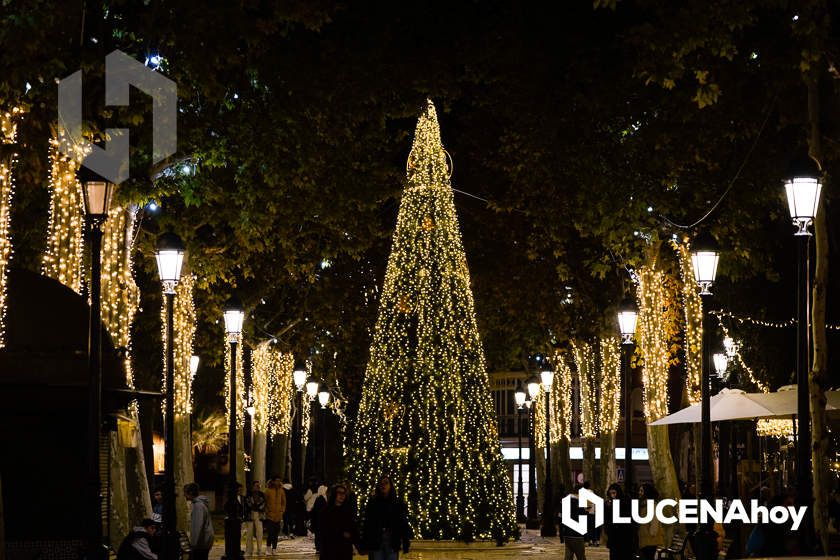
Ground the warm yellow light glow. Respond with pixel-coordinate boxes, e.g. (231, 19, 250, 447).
(599, 337, 622, 434)
(161, 274, 196, 416)
(674, 241, 703, 404)
(756, 418, 794, 439)
(42, 133, 86, 293)
(572, 340, 598, 439)
(252, 342, 294, 437)
(636, 265, 676, 421)
(348, 100, 516, 540)
(225, 333, 246, 428)
(0, 109, 21, 347)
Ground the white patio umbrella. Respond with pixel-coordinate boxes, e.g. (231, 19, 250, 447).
(648, 386, 840, 425)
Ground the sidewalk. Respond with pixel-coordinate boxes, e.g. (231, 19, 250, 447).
(206, 528, 612, 559)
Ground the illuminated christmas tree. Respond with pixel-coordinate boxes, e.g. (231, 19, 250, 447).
(349, 100, 516, 541)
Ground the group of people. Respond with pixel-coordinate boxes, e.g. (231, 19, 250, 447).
(117, 483, 214, 560)
(236, 474, 412, 560)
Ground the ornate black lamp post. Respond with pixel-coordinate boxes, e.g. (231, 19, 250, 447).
(154, 233, 185, 559)
(292, 361, 307, 487)
(539, 362, 556, 537)
(80, 169, 115, 560)
(617, 298, 638, 495)
(514, 382, 527, 522)
(784, 156, 821, 548)
(525, 375, 540, 530)
(223, 297, 245, 560)
(691, 232, 720, 560)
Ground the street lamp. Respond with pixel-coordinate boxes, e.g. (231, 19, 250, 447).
(190, 355, 200, 377)
(222, 297, 245, 560)
(155, 232, 185, 559)
(691, 232, 720, 296)
(784, 155, 821, 549)
(539, 362, 556, 537)
(617, 298, 637, 496)
(525, 375, 540, 530)
(514, 381, 527, 522)
(80, 167, 115, 560)
(318, 384, 331, 409)
(712, 353, 728, 379)
(722, 335, 737, 358)
(692, 234, 720, 560)
(306, 376, 319, 400)
(292, 360, 307, 487)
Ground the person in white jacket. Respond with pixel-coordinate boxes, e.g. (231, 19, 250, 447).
(184, 483, 214, 560)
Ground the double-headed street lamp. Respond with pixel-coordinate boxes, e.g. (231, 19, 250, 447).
(784, 156, 821, 548)
(155, 232, 186, 559)
(712, 352, 728, 379)
(691, 232, 720, 560)
(80, 169, 115, 560)
(223, 297, 245, 560)
(514, 382, 527, 522)
(525, 375, 540, 530)
(539, 362, 556, 537)
(617, 298, 638, 495)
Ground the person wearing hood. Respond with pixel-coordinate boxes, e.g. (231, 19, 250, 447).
(117, 518, 159, 560)
(184, 483, 214, 560)
(264, 476, 286, 552)
(603, 483, 634, 560)
(310, 484, 329, 550)
(361, 475, 411, 560)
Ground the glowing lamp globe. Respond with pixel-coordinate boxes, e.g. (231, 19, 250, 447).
(514, 382, 527, 409)
(617, 298, 638, 344)
(223, 296, 245, 340)
(784, 156, 822, 236)
(306, 377, 319, 399)
(79, 167, 115, 219)
(293, 361, 308, 391)
(526, 375, 541, 400)
(691, 232, 720, 296)
(713, 353, 728, 378)
(540, 364, 555, 391)
(318, 384, 331, 409)
(190, 355, 200, 376)
(155, 232, 185, 293)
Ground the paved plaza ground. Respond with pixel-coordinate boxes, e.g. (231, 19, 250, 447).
(207, 528, 612, 559)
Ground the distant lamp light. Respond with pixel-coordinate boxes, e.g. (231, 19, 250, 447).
(318, 384, 331, 409)
(691, 232, 720, 296)
(713, 353, 728, 378)
(526, 375, 541, 400)
(723, 336, 737, 358)
(540, 363, 555, 391)
(293, 361, 308, 391)
(190, 355, 200, 376)
(246, 405, 255, 417)
(79, 168, 115, 220)
(223, 297, 245, 342)
(306, 377, 319, 399)
(784, 156, 822, 236)
(514, 382, 527, 409)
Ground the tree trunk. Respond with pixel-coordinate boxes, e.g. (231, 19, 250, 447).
(126, 412, 153, 523)
(109, 432, 130, 548)
(582, 437, 596, 490)
(174, 414, 193, 532)
(807, 71, 830, 552)
(599, 432, 617, 493)
(237, 427, 246, 486)
(253, 431, 267, 484)
(692, 424, 701, 494)
(647, 424, 681, 542)
(558, 439, 572, 492)
(536, 448, 546, 514)
(268, 434, 289, 481)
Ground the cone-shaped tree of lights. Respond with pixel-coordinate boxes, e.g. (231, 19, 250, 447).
(349, 100, 516, 541)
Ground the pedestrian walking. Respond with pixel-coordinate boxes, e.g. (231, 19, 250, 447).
(184, 483, 214, 560)
(317, 484, 360, 560)
(361, 475, 411, 560)
(637, 484, 664, 560)
(245, 480, 267, 556)
(264, 475, 286, 553)
(117, 518, 159, 560)
(562, 485, 587, 560)
(604, 483, 634, 560)
(311, 484, 329, 551)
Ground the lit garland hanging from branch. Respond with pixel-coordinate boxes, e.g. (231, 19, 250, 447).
(101, 206, 141, 410)
(673, 240, 703, 404)
(265, 349, 294, 438)
(550, 355, 573, 443)
(714, 316, 770, 392)
(348, 99, 516, 541)
(572, 340, 598, 438)
(636, 266, 676, 421)
(42, 132, 86, 293)
(0, 108, 22, 348)
(598, 337, 622, 434)
(224, 333, 246, 428)
(756, 418, 795, 438)
(161, 274, 196, 416)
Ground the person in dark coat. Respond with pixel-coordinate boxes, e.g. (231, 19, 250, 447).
(604, 483, 634, 560)
(117, 519, 159, 560)
(561, 486, 587, 560)
(317, 484, 360, 560)
(361, 475, 412, 560)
